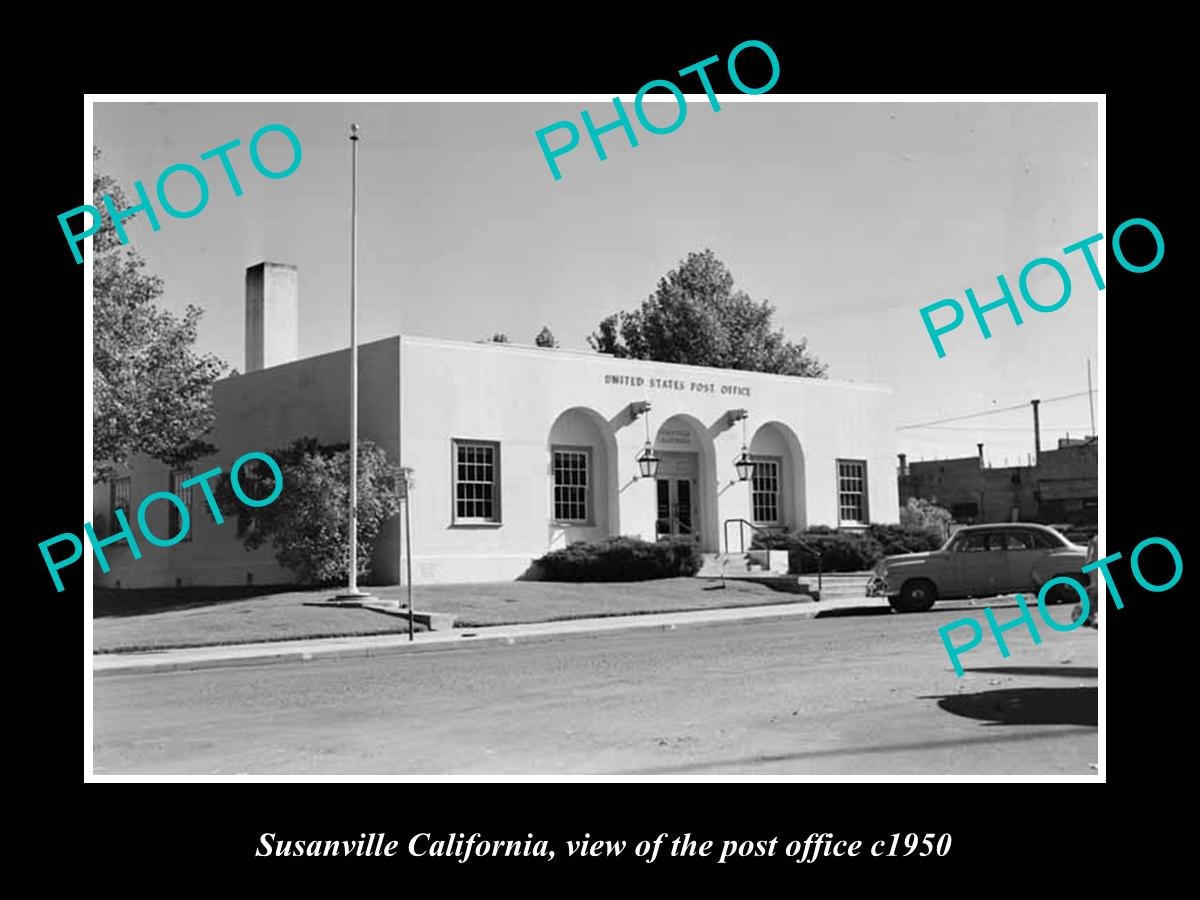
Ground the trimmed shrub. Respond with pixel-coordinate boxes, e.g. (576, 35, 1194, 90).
(535, 536, 704, 582)
(866, 523, 946, 556)
(792, 529, 882, 574)
(752, 526, 884, 574)
(749, 529, 790, 550)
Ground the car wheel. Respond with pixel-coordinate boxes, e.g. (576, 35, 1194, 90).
(892, 578, 938, 612)
(1046, 582, 1079, 605)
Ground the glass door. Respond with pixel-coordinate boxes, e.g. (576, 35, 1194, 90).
(655, 478, 698, 540)
(675, 479, 692, 536)
(656, 479, 672, 538)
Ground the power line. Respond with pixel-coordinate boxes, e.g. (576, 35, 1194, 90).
(910, 424, 1094, 432)
(897, 389, 1096, 431)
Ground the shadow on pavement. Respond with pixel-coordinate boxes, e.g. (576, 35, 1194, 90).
(964, 666, 1097, 679)
(96, 585, 298, 618)
(627, 726, 1094, 774)
(813, 606, 892, 618)
(810, 597, 1034, 620)
(925, 687, 1097, 727)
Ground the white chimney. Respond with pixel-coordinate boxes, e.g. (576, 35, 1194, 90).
(245, 262, 298, 372)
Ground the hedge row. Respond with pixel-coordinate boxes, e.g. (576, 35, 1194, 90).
(534, 536, 704, 582)
(752, 524, 945, 574)
(531, 527, 945, 581)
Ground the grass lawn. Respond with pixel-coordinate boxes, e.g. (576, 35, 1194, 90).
(399, 578, 802, 626)
(93, 587, 430, 654)
(93, 578, 804, 654)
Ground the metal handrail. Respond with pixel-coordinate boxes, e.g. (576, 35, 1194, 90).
(722, 518, 823, 599)
(723, 518, 765, 555)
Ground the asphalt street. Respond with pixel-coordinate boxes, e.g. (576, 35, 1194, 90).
(93, 600, 1099, 775)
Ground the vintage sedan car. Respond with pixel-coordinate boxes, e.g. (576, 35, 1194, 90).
(867, 523, 1088, 612)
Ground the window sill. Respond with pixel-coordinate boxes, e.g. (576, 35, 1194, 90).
(450, 521, 503, 529)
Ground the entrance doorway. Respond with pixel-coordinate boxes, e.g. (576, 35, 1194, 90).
(655, 451, 700, 541)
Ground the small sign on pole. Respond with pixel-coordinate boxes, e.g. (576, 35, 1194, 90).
(399, 467, 415, 641)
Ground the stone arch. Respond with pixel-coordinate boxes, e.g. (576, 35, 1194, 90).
(653, 413, 719, 552)
(749, 421, 807, 531)
(548, 407, 618, 547)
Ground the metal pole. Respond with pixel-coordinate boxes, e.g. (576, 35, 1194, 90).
(405, 482, 414, 641)
(1031, 398, 1041, 465)
(348, 122, 361, 596)
(1087, 358, 1096, 436)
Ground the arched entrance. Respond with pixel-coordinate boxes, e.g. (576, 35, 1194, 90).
(748, 422, 807, 532)
(548, 408, 618, 548)
(653, 414, 718, 551)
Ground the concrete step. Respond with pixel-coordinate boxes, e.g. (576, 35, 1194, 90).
(698, 551, 789, 577)
(794, 573, 874, 599)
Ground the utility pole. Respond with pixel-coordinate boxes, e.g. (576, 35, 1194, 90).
(1031, 398, 1042, 465)
(1087, 358, 1096, 437)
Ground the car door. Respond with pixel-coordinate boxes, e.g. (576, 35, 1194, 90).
(951, 529, 1006, 598)
(1001, 528, 1053, 593)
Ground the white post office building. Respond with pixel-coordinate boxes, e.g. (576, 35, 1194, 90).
(94, 263, 898, 588)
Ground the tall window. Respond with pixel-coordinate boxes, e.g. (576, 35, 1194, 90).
(453, 440, 501, 524)
(552, 447, 591, 524)
(236, 511, 257, 538)
(837, 459, 868, 525)
(751, 457, 781, 525)
(110, 477, 131, 531)
(170, 469, 194, 541)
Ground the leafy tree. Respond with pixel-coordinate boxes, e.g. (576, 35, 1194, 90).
(587, 249, 827, 377)
(534, 326, 558, 348)
(215, 437, 403, 585)
(899, 497, 954, 538)
(490, 332, 510, 343)
(93, 148, 229, 483)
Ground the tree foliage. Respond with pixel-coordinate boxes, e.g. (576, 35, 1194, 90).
(490, 332, 510, 343)
(534, 326, 558, 348)
(215, 437, 403, 585)
(93, 148, 229, 483)
(587, 249, 827, 377)
(899, 497, 954, 538)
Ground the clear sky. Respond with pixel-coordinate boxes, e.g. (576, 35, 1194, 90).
(93, 99, 1098, 467)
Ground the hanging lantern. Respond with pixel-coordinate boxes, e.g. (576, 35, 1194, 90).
(636, 441, 660, 478)
(734, 446, 754, 482)
(634, 403, 660, 479)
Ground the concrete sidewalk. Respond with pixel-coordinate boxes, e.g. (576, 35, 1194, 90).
(93, 595, 892, 677)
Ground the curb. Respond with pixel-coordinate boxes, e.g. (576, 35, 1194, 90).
(93, 599, 877, 678)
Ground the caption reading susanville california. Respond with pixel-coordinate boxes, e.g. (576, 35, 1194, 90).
(84, 98, 1100, 777)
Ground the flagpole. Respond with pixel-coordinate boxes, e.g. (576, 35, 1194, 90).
(349, 122, 360, 595)
(335, 122, 371, 602)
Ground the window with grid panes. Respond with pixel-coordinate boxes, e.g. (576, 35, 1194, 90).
(110, 477, 131, 532)
(169, 469, 193, 541)
(836, 459, 868, 525)
(453, 440, 500, 523)
(751, 457, 781, 524)
(552, 447, 590, 523)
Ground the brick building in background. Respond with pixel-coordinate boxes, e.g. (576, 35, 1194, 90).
(897, 437, 1097, 536)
